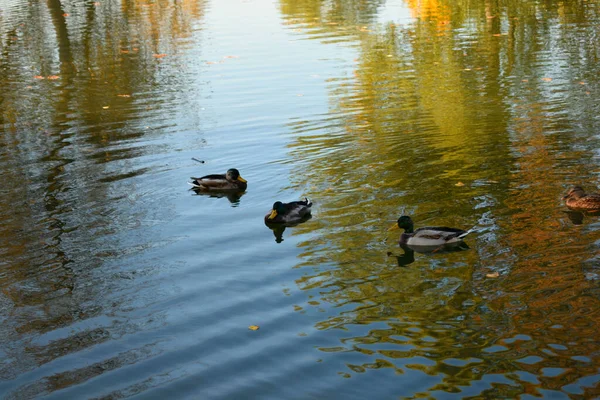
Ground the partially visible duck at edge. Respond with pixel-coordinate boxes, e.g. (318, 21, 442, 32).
(265, 198, 312, 224)
(189, 168, 247, 191)
(563, 186, 600, 211)
(388, 215, 472, 247)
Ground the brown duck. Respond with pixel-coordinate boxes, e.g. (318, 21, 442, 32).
(563, 186, 600, 210)
(189, 168, 247, 191)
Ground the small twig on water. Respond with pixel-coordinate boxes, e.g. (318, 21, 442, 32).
(192, 157, 205, 164)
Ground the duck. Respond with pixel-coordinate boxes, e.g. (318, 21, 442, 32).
(189, 168, 247, 191)
(265, 198, 312, 224)
(563, 186, 600, 211)
(388, 215, 472, 247)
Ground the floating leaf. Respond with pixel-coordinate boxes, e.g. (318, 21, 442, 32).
(223, 55, 239, 59)
(153, 53, 167, 58)
(248, 325, 259, 331)
(62, 13, 69, 17)
(34, 75, 45, 80)
(541, 77, 552, 82)
(47, 75, 59, 80)
(117, 94, 131, 98)
(455, 182, 465, 187)
(486, 272, 500, 278)
(102, 106, 109, 109)
(93, 2, 100, 5)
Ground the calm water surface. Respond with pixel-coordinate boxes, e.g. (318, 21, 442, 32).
(1, 0, 600, 398)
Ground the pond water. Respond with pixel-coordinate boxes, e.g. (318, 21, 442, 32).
(1, 0, 600, 398)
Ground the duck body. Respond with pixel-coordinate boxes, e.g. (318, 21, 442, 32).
(265, 198, 312, 224)
(189, 168, 247, 191)
(389, 216, 472, 248)
(563, 186, 600, 211)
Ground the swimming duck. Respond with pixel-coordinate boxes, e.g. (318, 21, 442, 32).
(189, 168, 247, 191)
(265, 198, 312, 224)
(388, 215, 472, 247)
(563, 186, 600, 211)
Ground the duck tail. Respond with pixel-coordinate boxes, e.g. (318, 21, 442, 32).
(458, 228, 474, 239)
(304, 197, 312, 207)
(188, 178, 202, 187)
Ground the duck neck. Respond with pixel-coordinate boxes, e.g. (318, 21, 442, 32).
(403, 223, 414, 234)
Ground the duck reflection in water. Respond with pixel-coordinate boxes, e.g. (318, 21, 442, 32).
(563, 209, 600, 225)
(264, 198, 312, 243)
(190, 188, 246, 206)
(388, 242, 470, 267)
(265, 215, 312, 243)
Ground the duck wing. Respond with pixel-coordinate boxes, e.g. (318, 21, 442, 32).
(282, 198, 312, 216)
(413, 226, 468, 241)
(572, 193, 600, 210)
(189, 174, 228, 188)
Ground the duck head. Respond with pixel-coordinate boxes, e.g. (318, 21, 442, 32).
(267, 201, 286, 220)
(563, 186, 585, 200)
(388, 215, 414, 233)
(226, 168, 247, 183)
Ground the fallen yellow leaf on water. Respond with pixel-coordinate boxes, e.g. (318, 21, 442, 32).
(34, 75, 45, 80)
(248, 325, 259, 331)
(486, 272, 500, 278)
(153, 53, 167, 58)
(102, 106, 109, 109)
(62, 13, 69, 17)
(117, 94, 131, 97)
(541, 77, 552, 82)
(455, 182, 465, 187)
(223, 55, 239, 59)
(579, 81, 585, 85)
(47, 75, 60, 80)
(93, 2, 100, 5)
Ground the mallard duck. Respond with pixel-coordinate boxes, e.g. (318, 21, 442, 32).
(189, 168, 247, 191)
(563, 186, 600, 210)
(388, 215, 472, 247)
(265, 198, 312, 224)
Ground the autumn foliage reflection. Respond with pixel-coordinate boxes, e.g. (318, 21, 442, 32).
(281, 0, 600, 397)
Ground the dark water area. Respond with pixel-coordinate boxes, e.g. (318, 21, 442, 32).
(1, 0, 600, 398)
